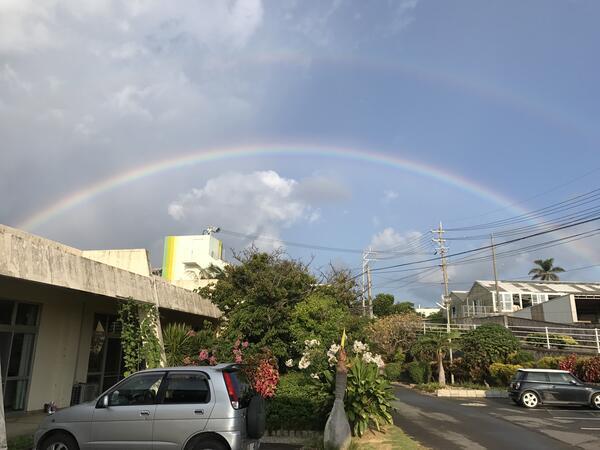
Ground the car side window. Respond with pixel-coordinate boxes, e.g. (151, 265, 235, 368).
(525, 372, 549, 382)
(548, 373, 574, 384)
(108, 373, 165, 406)
(161, 372, 211, 404)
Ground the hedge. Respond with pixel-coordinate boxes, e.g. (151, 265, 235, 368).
(266, 372, 330, 431)
(406, 361, 431, 384)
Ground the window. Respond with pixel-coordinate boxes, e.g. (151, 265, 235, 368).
(525, 372, 549, 382)
(86, 314, 125, 393)
(500, 293, 512, 312)
(548, 372, 575, 384)
(108, 372, 164, 406)
(0, 299, 40, 413)
(162, 373, 210, 404)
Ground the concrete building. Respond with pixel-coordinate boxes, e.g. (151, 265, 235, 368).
(0, 224, 221, 415)
(162, 234, 227, 291)
(415, 305, 441, 317)
(450, 280, 600, 324)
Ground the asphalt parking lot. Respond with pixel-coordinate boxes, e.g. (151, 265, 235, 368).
(393, 385, 600, 449)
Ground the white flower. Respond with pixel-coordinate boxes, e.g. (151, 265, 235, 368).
(298, 355, 311, 369)
(285, 359, 294, 368)
(310, 373, 319, 379)
(304, 339, 321, 348)
(327, 343, 340, 366)
(353, 340, 369, 354)
(372, 354, 385, 369)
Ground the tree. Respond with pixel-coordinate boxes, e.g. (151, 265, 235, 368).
(366, 313, 423, 361)
(528, 258, 565, 281)
(373, 293, 415, 317)
(410, 332, 460, 385)
(460, 324, 520, 382)
(373, 293, 395, 317)
(426, 310, 446, 323)
(198, 249, 316, 363)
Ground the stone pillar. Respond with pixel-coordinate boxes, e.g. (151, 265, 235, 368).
(323, 347, 351, 450)
(0, 361, 7, 450)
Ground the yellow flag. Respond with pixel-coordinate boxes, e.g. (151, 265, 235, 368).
(340, 328, 347, 348)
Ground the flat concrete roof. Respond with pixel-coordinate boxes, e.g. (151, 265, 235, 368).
(0, 224, 221, 319)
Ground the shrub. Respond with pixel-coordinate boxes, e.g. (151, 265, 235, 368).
(266, 372, 330, 431)
(346, 356, 394, 437)
(489, 363, 522, 386)
(506, 350, 535, 365)
(367, 313, 423, 360)
(532, 356, 562, 369)
(580, 356, 600, 383)
(384, 362, 403, 381)
(406, 361, 431, 384)
(525, 333, 578, 349)
(559, 354, 578, 374)
(163, 323, 195, 367)
(414, 382, 442, 393)
(460, 324, 520, 382)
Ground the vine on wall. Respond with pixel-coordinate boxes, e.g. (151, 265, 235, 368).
(117, 298, 162, 376)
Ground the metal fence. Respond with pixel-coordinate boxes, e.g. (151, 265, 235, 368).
(421, 322, 600, 354)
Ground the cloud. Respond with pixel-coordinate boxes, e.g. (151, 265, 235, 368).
(370, 227, 423, 251)
(382, 189, 398, 203)
(168, 170, 345, 251)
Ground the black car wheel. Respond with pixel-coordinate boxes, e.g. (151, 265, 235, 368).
(591, 393, 600, 410)
(521, 391, 540, 409)
(41, 432, 80, 450)
(192, 438, 229, 450)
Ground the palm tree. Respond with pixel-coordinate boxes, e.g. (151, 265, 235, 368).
(415, 331, 461, 386)
(528, 258, 565, 281)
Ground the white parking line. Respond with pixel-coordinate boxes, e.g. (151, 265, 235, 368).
(553, 417, 600, 420)
(581, 427, 600, 430)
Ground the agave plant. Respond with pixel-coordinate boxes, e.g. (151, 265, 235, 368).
(162, 323, 194, 366)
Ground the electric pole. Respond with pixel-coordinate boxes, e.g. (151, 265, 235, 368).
(491, 233, 501, 313)
(431, 222, 454, 384)
(362, 248, 374, 319)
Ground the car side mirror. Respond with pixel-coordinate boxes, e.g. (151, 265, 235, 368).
(570, 380, 578, 385)
(103, 395, 109, 408)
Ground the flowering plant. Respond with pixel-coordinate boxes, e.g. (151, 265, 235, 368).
(244, 349, 280, 398)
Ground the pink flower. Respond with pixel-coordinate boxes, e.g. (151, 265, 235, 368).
(199, 350, 209, 361)
(235, 354, 243, 363)
(234, 339, 241, 348)
(209, 355, 218, 366)
(242, 341, 249, 348)
(186, 330, 196, 337)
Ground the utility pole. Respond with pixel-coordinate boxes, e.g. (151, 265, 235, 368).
(491, 233, 501, 313)
(431, 222, 454, 384)
(362, 248, 374, 319)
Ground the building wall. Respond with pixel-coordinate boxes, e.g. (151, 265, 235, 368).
(511, 295, 577, 324)
(162, 235, 225, 282)
(82, 249, 151, 277)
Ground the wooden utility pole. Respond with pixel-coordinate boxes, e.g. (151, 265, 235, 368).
(432, 222, 454, 384)
(491, 233, 501, 313)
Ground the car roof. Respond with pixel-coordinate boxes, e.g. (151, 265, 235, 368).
(518, 368, 570, 373)
(137, 363, 238, 374)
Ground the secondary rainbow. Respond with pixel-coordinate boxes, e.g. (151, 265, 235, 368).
(18, 144, 516, 231)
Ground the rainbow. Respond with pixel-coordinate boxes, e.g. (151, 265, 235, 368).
(14, 143, 595, 262)
(17, 143, 515, 229)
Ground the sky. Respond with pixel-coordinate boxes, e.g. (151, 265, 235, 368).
(1, 0, 600, 306)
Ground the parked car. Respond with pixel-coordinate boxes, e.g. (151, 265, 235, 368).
(34, 364, 265, 450)
(509, 368, 600, 409)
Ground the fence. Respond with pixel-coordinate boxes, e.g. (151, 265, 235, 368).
(422, 322, 600, 354)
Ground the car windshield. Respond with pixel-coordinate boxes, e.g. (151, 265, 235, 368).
(512, 371, 526, 382)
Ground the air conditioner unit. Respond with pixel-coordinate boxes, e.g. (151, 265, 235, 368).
(71, 383, 100, 405)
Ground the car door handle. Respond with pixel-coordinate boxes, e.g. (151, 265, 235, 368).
(140, 410, 150, 416)
(194, 409, 204, 415)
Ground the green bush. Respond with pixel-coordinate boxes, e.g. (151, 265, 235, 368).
(506, 350, 535, 365)
(414, 382, 442, 393)
(489, 363, 522, 386)
(266, 372, 330, 431)
(460, 324, 520, 382)
(346, 357, 394, 437)
(525, 333, 578, 349)
(384, 362, 404, 381)
(530, 356, 562, 369)
(406, 361, 431, 384)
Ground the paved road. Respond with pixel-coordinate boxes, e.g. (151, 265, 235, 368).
(393, 385, 600, 449)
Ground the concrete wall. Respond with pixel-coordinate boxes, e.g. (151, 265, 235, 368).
(511, 295, 577, 324)
(82, 249, 152, 277)
(0, 225, 221, 319)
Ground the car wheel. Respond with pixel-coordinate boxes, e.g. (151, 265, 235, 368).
(591, 393, 600, 410)
(41, 432, 80, 450)
(192, 438, 229, 450)
(521, 391, 540, 409)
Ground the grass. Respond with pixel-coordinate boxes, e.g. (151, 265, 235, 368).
(413, 382, 497, 393)
(349, 425, 427, 450)
(7, 435, 33, 450)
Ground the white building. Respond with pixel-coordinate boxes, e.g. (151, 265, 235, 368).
(161, 234, 228, 291)
(415, 305, 440, 317)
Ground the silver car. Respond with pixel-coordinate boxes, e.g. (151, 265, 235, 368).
(34, 364, 265, 450)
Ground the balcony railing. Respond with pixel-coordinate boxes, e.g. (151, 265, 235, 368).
(461, 305, 496, 317)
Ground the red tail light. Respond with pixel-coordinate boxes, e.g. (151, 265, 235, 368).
(223, 372, 240, 409)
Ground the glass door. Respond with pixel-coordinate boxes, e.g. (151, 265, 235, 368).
(86, 314, 125, 394)
(0, 298, 40, 413)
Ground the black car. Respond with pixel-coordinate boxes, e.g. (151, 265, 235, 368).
(509, 369, 600, 409)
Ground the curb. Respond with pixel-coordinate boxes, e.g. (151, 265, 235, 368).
(436, 389, 507, 398)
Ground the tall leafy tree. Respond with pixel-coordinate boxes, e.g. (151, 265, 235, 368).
(411, 332, 461, 385)
(528, 258, 565, 281)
